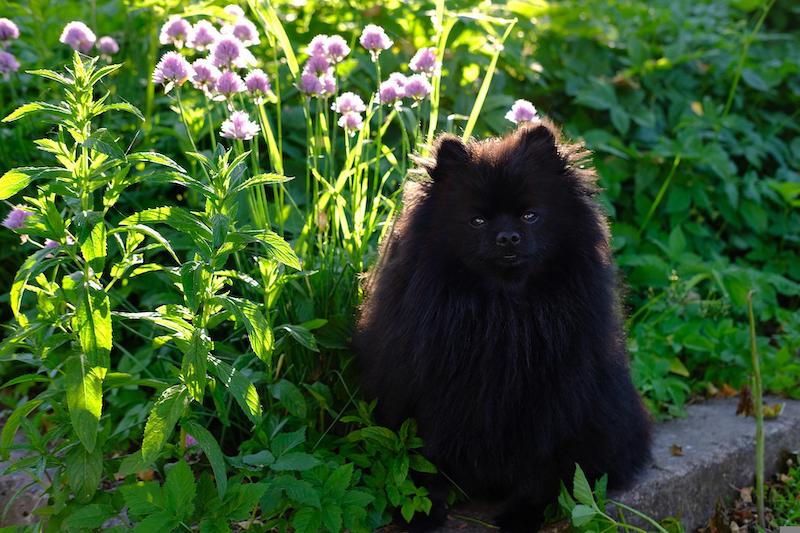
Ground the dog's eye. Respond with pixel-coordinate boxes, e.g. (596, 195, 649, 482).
(521, 211, 540, 223)
(470, 216, 486, 228)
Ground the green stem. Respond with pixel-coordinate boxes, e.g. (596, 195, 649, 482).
(203, 92, 217, 152)
(747, 291, 765, 529)
(637, 154, 681, 238)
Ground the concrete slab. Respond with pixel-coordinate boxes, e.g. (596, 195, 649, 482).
(434, 397, 800, 532)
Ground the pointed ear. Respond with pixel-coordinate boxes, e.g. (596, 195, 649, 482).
(426, 134, 470, 182)
(515, 121, 560, 161)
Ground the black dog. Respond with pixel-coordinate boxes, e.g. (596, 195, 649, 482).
(354, 120, 652, 531)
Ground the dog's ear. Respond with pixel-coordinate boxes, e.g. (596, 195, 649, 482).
(515, 121, 560, 162)
(425, 134, 470, 183)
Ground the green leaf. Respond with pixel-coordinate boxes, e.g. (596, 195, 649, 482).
(101, 102, 145, 121)
(180, 261, 204, 313)
(352, 426, 398, 449)
(0, 399, 43, 459)
(213, 296, 274, 366)
(84, 129, 127, 160)
(250, 230, 301, 270)
(65, 354, 104, 452)
(270, 427, 306, 457)
(65, 443, 103, 502)
(208, 356, 262, 424)
(141, 385, 189, 465)
(270, 379, 307, 418)
(321, 504, 343, 532)
(223, 483, 268, 520)
(181, 328, 210, 403)
(291, 507, 321, 533)
(132, 510, 178, 533)
(164, 460, 196, 521)
(277, 324, 319, 352)
(270, 452, 321, 472)
(27, 69, 73, 85)
(3, 101, 70, 122)
(278, 477, 320, 508)
(127, 152, 187, 173)
(87, 63, 123, 86)
(340, 489, 374, 508)
(572, 464, 596, 508)
(183, 421, 228, 498)
(571, 504, 597, 527)
(11, 248, 57, 321)
(324, 463, 353, 498)
(247, 0, 300, 77)
(230, 173, 293, 195)
(109, 224, 180, 263)
(77, 216, 107, 272)
(63, 504, 115, 529)
(120, 481, 161, 516)
(409, 453, 438, 474)
(73, 284, 112, 371)
(0, 169, 32, 200)
(120, 206, 212, 243)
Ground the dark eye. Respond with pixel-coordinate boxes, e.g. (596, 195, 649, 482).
(522, 211, 540, 224)
(470, 216, 486, 228)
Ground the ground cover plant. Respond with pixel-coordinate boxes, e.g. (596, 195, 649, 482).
(0, 0, 798, 531)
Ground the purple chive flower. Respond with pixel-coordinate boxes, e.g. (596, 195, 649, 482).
(303, 54, 330, 75)
(0, 18, 20, 44)
(214, 70, 245, 100)
(44, 239, 59, 249)
(359, 24, 392, 59)
(189, 20, 219, 51)
(191, 58, 220, 93)
(338, 112, 363, 135)
(298, 71, 323, 96)
(320, 72, 336, 97)
(184, 433, 199, 448)
(59, 21, 96, 54)
(409, 47, 439, 75)
(160, 16, 193, 48)
(223, 4, 246, 19)
(505, 99, 538, 124)
(2, 206, 32, 230)
(152, 51, 193, 91)
(220, 110, 260, 140)
(245, 69, 271, 103)
(210, 36, 243, 69)
(97, 36, 119, 56)
(378, 79, 403, 105)
(306, 34, 329, 57)
(403, 73, 432, 101)
(0, 50, 19, 79)
(222, 18, 259, 47)
(332, 92, 366, 114)
(324, 35, 350, 63)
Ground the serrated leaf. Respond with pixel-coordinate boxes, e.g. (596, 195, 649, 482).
(291, 507, 321, 533)
(121, 206, 212, 245)
(340, 489, 374, 508)
(65, 354, 103, 452)
(120, 481, 161, 516)
(132, 510, 178, 533)
(181, 328, 209, 403)
(183, 421, 227, 498)
(224, 483, 268, 520)
(230, 173, 293, 195)
(270, 452, 321, 472)
(109, 224, 179, 263)
(573, 464, 596, 508)
(279, 477, 320, 508)
(127, 152, 187, 173)
(73, 284, 112, 371)
(0, 169, 32, 200)
(208, 356, 262, 424)
(141, 385, 189, 465)
(321, 504, 343, 532)
(324, 463, 353, 498)
(101, 102, 144, 121)
(276, 324, 319, 352)
(3, 101, 70, 122)
(213, 296, 274, 366)
(27, 69, 74, 85)
(251, 230, 301, 270)
(571, 504, 597, 526)
(270, 427, 306, 457)
(164, 460, 196, 521)
(270, 379, 306, 418)
(63, 504, 115, 529)
(65, 443, 103, 502)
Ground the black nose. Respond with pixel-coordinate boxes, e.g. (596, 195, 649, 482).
(496, 231, 521, 247)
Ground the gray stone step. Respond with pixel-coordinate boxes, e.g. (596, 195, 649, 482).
(434, 397, 800, 532)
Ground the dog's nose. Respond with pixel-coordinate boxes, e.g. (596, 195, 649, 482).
(496, 231, 521, 247)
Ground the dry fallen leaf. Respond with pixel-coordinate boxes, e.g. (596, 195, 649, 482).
(137, 469, 155, 481)
(736, 384, 753, 416)
(763, 403, 784, 419)
(720, 383, 738, 397)
(739, 486, 753, 504)
(670, 444, 684, 456)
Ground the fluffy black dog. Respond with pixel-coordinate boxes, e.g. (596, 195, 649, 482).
(354, 120, 652, 532)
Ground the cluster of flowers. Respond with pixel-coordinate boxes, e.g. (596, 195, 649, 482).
(152, 4, 268, 140)
(59, 21, 119, 61)
(0, 18, 21, 80)
(505, 99, 538, 125)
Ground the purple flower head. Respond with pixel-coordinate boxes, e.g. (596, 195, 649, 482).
(223, 4, 246, 19)
(160, 16, 193, 48)
(303, 54, 330, 76)
(2, 206, 32, 230)
(220, 110, 260, 140)
(0, 18, 20, 43)
(184, 433, 198, 448)
(210, 36, 244, 69)
(153, 51, 193, 91)
(338, 112, 363, 135)
(97, 36, 119, 56)
(305, 34, 329, 57)
(245, 69, 271, 103)
(60, 21, 96, 54)
(359, 24, 392, 59)
(191, 58, 220, 93)
(189, 21, 219, 51)
(378, 77, 405, 105)
(505, 99, 538, 124)
(44, 239, 59, 249)
(222, 18, 259, 47)
(214, 70, 245, 99)
(325, 35, 350, 63)
(403, 73, 432, 101)
(0, 50, 19, 79)
(320, 71, 336, 97)
(298, 71, 323, 96)
(409, 47, 438, 75)
(332, 92, 366, 114)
